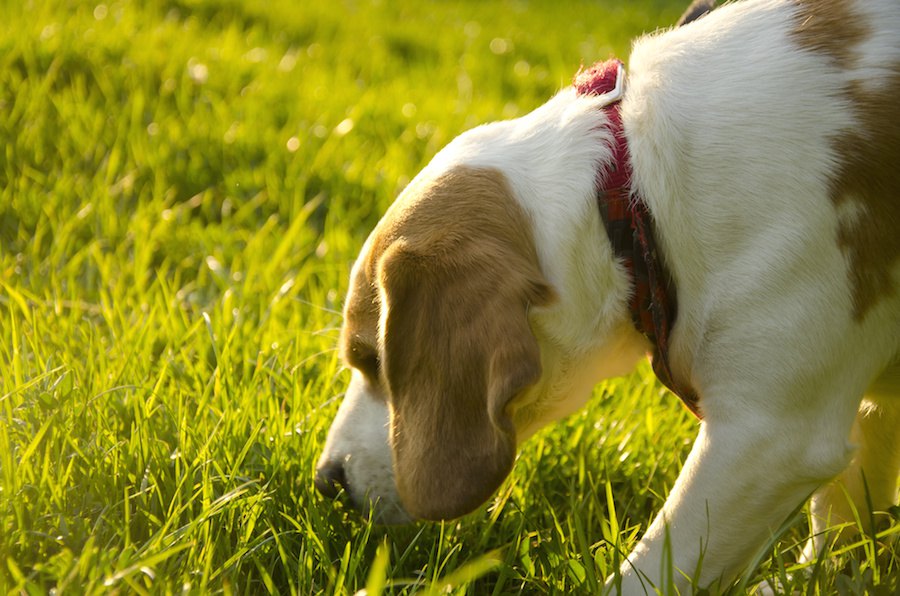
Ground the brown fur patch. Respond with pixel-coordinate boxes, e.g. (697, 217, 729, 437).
(793, 0, 868, 67)
(793, 1, 900, 318)
(341, 165, 553, 520)
(834, 75, 900, 318)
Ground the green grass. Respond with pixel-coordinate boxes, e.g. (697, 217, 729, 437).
(0, 0, 896, 593)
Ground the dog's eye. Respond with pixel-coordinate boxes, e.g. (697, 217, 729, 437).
(356, 354, 381, 381)
(347, 343, 381, 381)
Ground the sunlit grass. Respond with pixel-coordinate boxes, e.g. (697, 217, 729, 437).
(1, 0, 896, 593)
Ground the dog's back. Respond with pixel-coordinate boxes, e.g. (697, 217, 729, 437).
(624, 0, 900, 370)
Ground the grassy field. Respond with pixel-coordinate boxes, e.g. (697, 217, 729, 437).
(0, 0, 897, 593)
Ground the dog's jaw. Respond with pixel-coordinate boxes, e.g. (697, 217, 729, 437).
(315, 370, 412, 525)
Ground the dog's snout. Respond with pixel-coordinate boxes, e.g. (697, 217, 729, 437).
(314, 460, 348, 499)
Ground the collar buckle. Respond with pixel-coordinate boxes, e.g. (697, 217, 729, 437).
(599, 62, 626, 106)
(574, 59, 627, 105)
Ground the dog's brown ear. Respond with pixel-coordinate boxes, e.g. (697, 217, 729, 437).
(378, 232, 553, 521)
(676, 0, 717, 27)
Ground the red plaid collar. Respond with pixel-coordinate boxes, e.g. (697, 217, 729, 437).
(575, 60, 701, 418)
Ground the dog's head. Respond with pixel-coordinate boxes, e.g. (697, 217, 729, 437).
(314, 90, 650, 523)
(323, 165, 553, 522)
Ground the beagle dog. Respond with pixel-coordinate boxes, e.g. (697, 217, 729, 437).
(316, 0, 900, 591)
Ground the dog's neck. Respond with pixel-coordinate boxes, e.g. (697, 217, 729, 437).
(575, 60, 700, 418)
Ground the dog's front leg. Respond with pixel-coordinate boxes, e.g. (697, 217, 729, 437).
(610, 416, 854, 594)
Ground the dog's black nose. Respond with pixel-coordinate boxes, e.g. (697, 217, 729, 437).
(314, 460, 348, 499)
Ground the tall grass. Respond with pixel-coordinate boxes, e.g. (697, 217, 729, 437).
(0, 0, 896, 593)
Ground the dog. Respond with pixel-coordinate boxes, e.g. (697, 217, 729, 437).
(315, 0, 900, 591)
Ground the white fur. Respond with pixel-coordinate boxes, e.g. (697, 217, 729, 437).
(318, 0, 900, 591)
